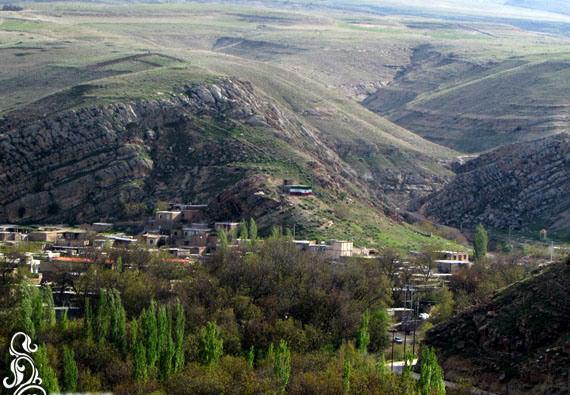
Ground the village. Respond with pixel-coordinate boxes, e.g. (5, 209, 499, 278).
(0, 198, 474, 284)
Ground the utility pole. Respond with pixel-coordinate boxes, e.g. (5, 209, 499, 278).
(390, 329, 396, 372)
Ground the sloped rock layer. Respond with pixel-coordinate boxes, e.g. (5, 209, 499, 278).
(422, 133, 570, 232)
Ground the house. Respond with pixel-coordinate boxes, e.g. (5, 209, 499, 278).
(28, 230, 60, 243)
(282, 180, 313, 196)
(327, 240, 353, 259)
(170, 204, 208, 223)
(434, 250, 471, 274)
(155, 211, 182, 225)
(56, 229, 90, 247)
(176, 225, 212, 247)
(92, 222, 113, 232)
(105, 235, 137, 248)
(142, 233, 167, 247)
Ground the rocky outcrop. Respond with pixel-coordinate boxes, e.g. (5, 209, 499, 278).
(422, 134, 570, 232)
(424, 261, 570, 394)
(0, 78, 321, 224)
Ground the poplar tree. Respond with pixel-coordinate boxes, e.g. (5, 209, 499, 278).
(473, 223, 488, 262)
(95, 289, 111, 343)
(357, 310, 370, 354)
(133, 340, 148, 383)
(239, 220, 249, 240)
(249, 218, 258, 245)
(200, 321, 223, 366)
(30, 285, 43, 335)
(218, 229, 228, 251)
(142, 301, 159, 369)
(63, 346, 79, 393)
(110, 289, 127, 352)
(173, 299, 185, 373)
(17, 282, 35, 338)
(116, 256, 123, 273)
(274, 340, 291, 394)
(419, 347, 446, 395)
(42, 285, 56, 328)
(246, 346, 255, 369)
(35, 344, 60, 394)
(342, 358, 351, 395)
(59, 308, 68, 331)
(84, 297, 93, 342)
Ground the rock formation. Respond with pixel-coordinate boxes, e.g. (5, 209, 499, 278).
(422, 133, 570, 233)
(424, 261, 570, 394)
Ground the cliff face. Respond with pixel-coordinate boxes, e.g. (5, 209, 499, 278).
(0, 77, 444, 226)
(422, 134, 570, 232)
(424, 262, 570, 394)
(0, 78, 317, 223)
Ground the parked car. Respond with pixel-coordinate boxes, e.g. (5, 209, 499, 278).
(394, 336, 403, 344)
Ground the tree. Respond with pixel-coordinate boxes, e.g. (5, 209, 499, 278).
(59, 308, 69, 331)
(200, 321, 223, 366)
(419, 347, 446, 395)
(35, 344, 60, 394)
(342, 358, 351, 395)
(218, 229, 228, 251)
(30, 285, 43, 334)
(270, 226, 281, 240)
(63, 346, 79, 392)
(173, 299, 185, 373)
(369, 308, 390, 352)
(84, 297, 93, 342)
(239, 220, 249, 240)
(133, 340, 148, 383)
(357, 310, 370, 354)
(274, 340, 291, 394)
(116, 256, 124, 273)
(246, 346, 255, 369)
(432, 286, 454, 323)
(473, 224, 488, 262)
(249, 218, 258, 246)
(17, 282, 35, 338)
(42, 285, 56, 329)
(109, 289, 127, 352)
(142, 301, 159, 369)
(95, 289, 111, 343)
(158, 305, 174, 380)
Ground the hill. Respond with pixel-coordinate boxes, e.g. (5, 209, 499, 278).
(421, 134, 570, 236)
(424, 261, 570, 394)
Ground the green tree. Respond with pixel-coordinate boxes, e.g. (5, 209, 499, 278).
(63, 345, 79, 392)
(342, 358, 351, 395)
(218, 228, 229, 251)
(30, 285, 43, 334)
(249, 218, 258, 246)
(274, 340, 291, 394)
(200, 321, 223, 366)
(17, 283, 35, 338)
(95, 289, 111, 343)
(473, 223, 488, 262)
(239, 219, 249, 240)
(419, 347, 446, 395)
(133, 340, 148, 383)
(109, 289, 127, 351)
(357, 310, 370, 354)
(35, 345, 60, 394)
(270, 226, 281, 240)
(369, 308, 390, 352)
(59, 308, 69, 331)
(432, 286, 454, 323)
(246, 345, 255, 369)
(142, 301, 159, 369)
(84, 297, 93, 342)
(42, 285, 56, 329)
(116, 256, 123, 272)
(376, 354, 391, 384)
(173, 299, 185, 373)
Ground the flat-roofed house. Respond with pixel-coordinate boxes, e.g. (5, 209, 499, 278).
(435, 250, 471, 274)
